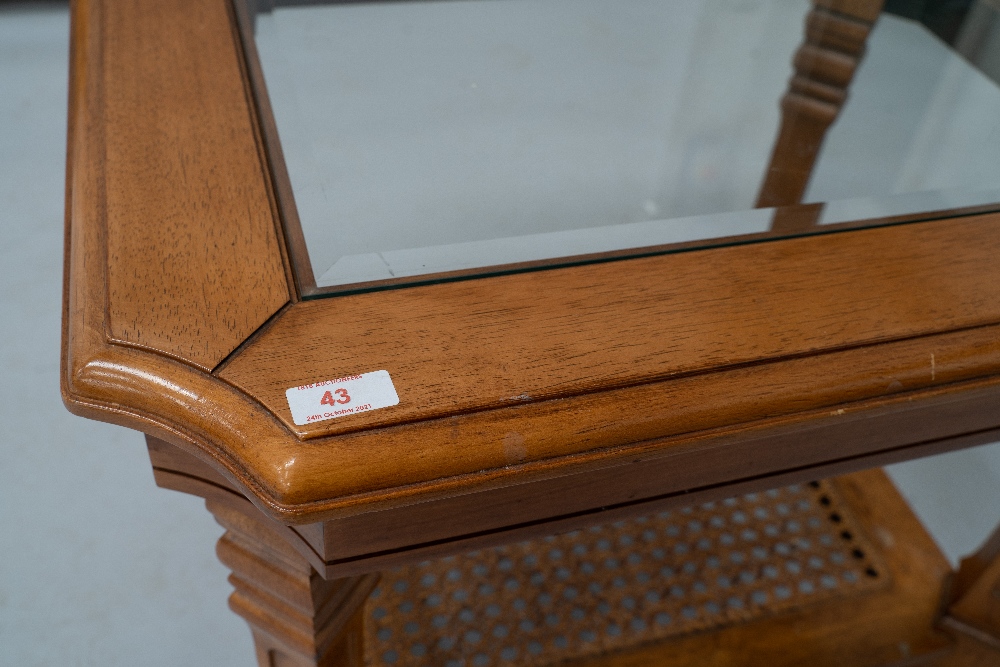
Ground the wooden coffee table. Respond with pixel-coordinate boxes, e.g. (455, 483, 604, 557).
(62, 0, 1000, 664)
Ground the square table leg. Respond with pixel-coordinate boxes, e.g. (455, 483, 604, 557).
(943, 522, 1000, 651)
(146, 435, 379, 666)
(209, 497, 379, 667)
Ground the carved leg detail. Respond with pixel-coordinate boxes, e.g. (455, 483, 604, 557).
(757, 0, 885, 208)
(208, 498, 379, 667)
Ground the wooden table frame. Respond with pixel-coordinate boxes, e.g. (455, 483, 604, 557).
(61, 0, 1000, 663)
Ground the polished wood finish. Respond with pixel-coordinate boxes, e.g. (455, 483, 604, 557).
(211, 498, 377, 667)
(220, 214, 1000, 441)
(63, 0, 1000, 532)
(156, 431, 968, 667)
(63, 0, 1000, 663)
(147, 436, 327, 573)
(101, 0, 291, 368)
(149, 436, 377, 666)
(231, 0, 315, 296)
(757, 0, 885, 207)
(150, 423, 998, 580)
(64, 160, 1000, 526)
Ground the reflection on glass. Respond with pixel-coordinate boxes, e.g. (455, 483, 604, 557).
(251, 0, 1000, 292)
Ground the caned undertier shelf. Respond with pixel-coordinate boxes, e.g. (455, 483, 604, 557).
(364, 470, 952, 667)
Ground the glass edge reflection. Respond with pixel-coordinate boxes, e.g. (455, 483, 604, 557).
(301, 202, 1000, 300)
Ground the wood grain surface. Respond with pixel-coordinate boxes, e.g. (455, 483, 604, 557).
(157, 454, 967, 666)
(63, 0, 1000, 530)
(102, 0, 290, 369)
(148, 420, 1000, 578)
(220, 214, 1000, 439)
(210, 497, 377, 666)
(231, 0, 316, 296)
(62, 2, 1000, 663)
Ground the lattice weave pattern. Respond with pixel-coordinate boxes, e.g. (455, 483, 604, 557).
(365, 480, 887, 666)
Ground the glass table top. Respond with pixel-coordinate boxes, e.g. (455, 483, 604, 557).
(250, 0, 1000, 295)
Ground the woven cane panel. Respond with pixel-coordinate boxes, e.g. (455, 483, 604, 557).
(364, 480, 888, 666)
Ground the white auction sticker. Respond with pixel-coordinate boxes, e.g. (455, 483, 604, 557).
(285, 371, 399, 426)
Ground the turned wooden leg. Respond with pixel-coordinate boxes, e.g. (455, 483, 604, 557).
(208, 497, 379, 667)
(757, 0, 885, 209)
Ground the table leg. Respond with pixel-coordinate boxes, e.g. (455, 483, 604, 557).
(943, 522, 1000, 648)
(145, 435, 379, 666)
(208, 497, 379, 666)
(756, 0, 884, 208)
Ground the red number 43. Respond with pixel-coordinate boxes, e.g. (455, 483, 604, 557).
(320, 388, 351, 406)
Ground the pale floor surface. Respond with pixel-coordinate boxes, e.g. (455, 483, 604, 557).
(2, 4, 1000, 666)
